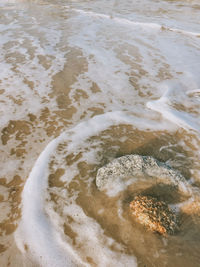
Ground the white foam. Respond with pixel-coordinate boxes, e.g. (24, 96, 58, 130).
(15, 133, 83, 266)
(63, 4, 200, 135)
(147, 87, 200, 132)
(0, 4, 66, 127)
(1, 0, 199, 265)
(15, 110, 179, 265)
(18, 111, 168, 266)
(62, 203, 137, 267)
(72, 8, 200, 37)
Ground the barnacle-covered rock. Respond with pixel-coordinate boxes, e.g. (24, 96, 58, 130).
(130, 195, 178, 235)
(96, 154, 190, 197)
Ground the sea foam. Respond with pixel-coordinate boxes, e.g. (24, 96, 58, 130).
(17, 111, 161, 266)
(147, 86, 200, 132)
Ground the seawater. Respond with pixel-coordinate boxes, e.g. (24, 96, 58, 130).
(0, 0, 200, 266)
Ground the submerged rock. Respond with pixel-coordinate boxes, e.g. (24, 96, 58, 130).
(130, 195, 179, 235)
(96, 154, 190, 197)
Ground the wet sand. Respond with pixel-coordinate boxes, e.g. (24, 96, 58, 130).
(0, 0, 200, 266)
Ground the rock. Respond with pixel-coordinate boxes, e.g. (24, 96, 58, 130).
(96, 154, 190, 197)
(130, 195, 178, 235)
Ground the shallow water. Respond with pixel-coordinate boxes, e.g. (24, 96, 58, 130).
(0, 0, 200, 266)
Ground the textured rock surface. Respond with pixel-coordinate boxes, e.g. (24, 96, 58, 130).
(130, 195, 179, 235)
(96, 154, 190, 196)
